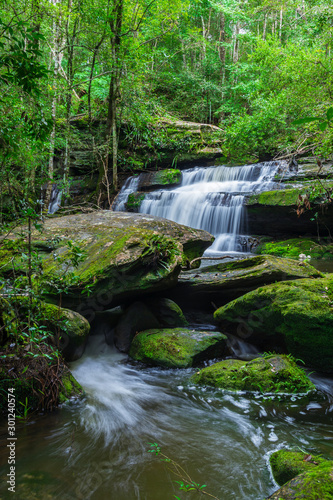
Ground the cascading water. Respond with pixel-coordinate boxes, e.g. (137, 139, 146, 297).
(114, 161, 288, 255)
(48, 184, 62, 214)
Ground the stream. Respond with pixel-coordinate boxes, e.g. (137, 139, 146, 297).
(1, 334, 333, 499)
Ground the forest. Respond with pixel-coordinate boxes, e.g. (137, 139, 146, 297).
(1, 0, 333, 212)
(1, 1, 333, 499)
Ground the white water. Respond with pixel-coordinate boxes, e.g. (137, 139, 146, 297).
(48, 184, 62, 214)
(114, 161, 288, 255)
(2, 335, 332, 499)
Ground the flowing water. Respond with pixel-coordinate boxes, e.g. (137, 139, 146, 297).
(114, 161, 289, 256)
(1, 334, 333, 500)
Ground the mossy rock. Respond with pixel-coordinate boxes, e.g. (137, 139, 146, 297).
(129, 328, 228, 368)
(0, 297, 90, 362)
(192, 355, 315, 393)
(270, 449, 330, 486)
(0, 212, 213, 313)
(267, 461, 333, 499)
(171, 255, 323, 309)
(143, 298, 188, 328)
(248, 187, 303, 206)
(42, 303, 90, 361)
(214, 277, 333, 373)
(256, 238, 333, 261)
(59, 369, 83, 404)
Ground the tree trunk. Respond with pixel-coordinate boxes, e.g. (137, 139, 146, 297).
(44, 0, 61, 214)
(97, 0, 123, 205)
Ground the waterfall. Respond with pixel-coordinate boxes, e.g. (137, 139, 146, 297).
(48, 184, 62, 214)
(114, 161, 288, 255)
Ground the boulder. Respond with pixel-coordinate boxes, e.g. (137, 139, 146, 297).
(129, 328, 228, 368)
(114, 301, 160, 352)
(213, 277, 333, 372)
(143, 297, 188, 328)
(0, 297, 90, 361)
(270, 449, 330, 486)
(42, 302, 90, 361)
(192, 355, 315, 393)
(267, 462, 333, 499)
(169, 255, 322, 310)
(0, 212, 213, 318)
(246, 183, 333, 238)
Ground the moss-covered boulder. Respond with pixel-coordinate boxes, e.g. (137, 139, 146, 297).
(0, 212, 213, 315)
(42, 303, 90, 361)
(267, 461, 333, 499)
(170, 255, 322, 309)
(0, 297, 90, 361)
(214, 277, 333, 372)
(129, 328, 228, 368)
(270, 449, 330, 486)
(192, 355, 315, 393)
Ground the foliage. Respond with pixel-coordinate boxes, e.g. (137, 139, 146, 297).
(148, 443, 220, 499)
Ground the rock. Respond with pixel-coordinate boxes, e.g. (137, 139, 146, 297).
(214, 277, 333, 373)
(143, 297, 188, 328)
(270, 449, 330, 486)
(129, 328, 228, 368)
(255, 237, 333, 261)
(169, 255, 323, 310)
(246, 182, 333, 238)
(192, 355, 315, 393)
(90, 306, 124, 344)
(58, 369, 83, 404)
(0, 212, 213, 317)
(42, 302, 90, 361)
(114, 301, 160, 352)
(267, 462, 333, 499)
(0, 297, 90, 361)
(137, 169, 182, 191)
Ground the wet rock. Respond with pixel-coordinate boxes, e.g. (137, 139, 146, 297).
(267, 461, 333, 499)
(143, 297, 188, 328)
(192, 355, 315, 393)
(269, 449, 330, 486)
(129, 328, 228, 368)
(214, 276, 333, 373)
(169, 255, 322, 310)
(0, 212, 213, 315)
(114, 302, 160, 352)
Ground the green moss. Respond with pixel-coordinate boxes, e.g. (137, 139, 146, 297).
(214, 277, 333, 372)
(153, 168, 182, 186)
(59, 370, 83, 404)
(270, 450, 329, 486)
(192, 355, 315, 393)
(129, 328, 227, 368)
(125, 193, 145, 211)
(269, 461, 333, 499)
(256, 238, 333, 261)
(248, 188, 301, 206)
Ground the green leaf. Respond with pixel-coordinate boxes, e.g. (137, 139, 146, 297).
(319, 121, 328, 131)
(326, 107, 333, 121)
(292, 117, 321, 125)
